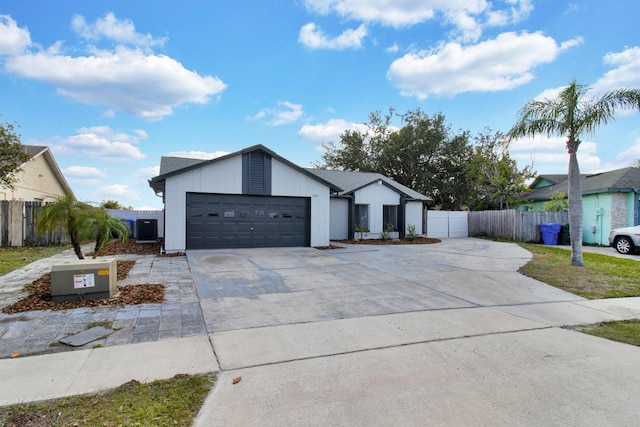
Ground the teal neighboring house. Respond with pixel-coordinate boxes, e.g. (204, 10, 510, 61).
(520, 167, 640, 245)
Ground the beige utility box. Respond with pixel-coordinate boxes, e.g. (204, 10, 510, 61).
(51, 259, 117, 302)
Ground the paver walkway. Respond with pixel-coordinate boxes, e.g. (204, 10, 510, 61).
(0, 247, 205, 358)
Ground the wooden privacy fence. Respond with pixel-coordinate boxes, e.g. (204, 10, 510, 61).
(468, 209, 569, 242)
(0, 200, 66, 247)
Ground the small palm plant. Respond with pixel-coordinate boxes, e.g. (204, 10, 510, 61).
(88, 208, 130, 258)
(36, 193, 94, 259)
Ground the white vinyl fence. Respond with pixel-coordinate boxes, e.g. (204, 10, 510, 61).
(426, 210, 469, 238)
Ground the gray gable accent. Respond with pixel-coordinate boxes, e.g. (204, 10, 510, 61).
(305, 169, 431, 202)
(524, 167, 640, 201)
(149, 145, 342, 195)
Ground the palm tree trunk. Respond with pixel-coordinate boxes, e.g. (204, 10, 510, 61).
(71, 231, 85, 260)
(567, 148, 583, 266)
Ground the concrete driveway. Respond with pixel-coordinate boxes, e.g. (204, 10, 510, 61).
(190, 239, 640, 426)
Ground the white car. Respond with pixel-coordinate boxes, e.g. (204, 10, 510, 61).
(608, 225, 640, 254)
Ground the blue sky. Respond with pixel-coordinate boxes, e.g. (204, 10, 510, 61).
(1, 0, 639, 209)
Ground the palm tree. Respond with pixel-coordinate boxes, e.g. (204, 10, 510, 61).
(508, 79, 640, 266)
(36, 193, 94, 259)
(89, 208, 130, 258)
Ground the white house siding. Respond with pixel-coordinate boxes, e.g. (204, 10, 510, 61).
(354, 183, 400, 236)
(164, 156, 242, 252)
(329, 198, 349, 240)
(405, 201, 423, 235)
(271, 160, 331, 247)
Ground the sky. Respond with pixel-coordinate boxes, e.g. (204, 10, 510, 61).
(1, 0, 639, 210)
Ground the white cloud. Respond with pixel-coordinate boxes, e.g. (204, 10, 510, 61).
(0, 15, 31, 55)
(166, 150, 229, 160)
(593, 46, 640, 93)
(303, 0, 533, 41)
(138, 166, 161, 177)
(602, 137, 640, 170)
(387, 32, 582, 99)
(386, 43, 400, 54)
(64, 165, 107, 179)
(98, 184, 138, 199)
(299, 22, 368, 50)
(249, 101, 304, 126)
(71, 12, 166, 49)
(52, 126, 146, 162)
(2, 14, 226, 121)
(509, 135, 603, 173)
(298, 118, 368, 143)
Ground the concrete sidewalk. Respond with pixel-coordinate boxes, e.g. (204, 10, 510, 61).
(0, 335, 217, 406)
(196, 297, 640, 426)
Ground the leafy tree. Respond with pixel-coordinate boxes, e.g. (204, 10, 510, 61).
(0, 120, 30, 190)
(100, 199, 132, 210)
(508, 79, 640, 266)
(36, 193, 94, 259)
(318, 108, 473, 209)
(466, 129, 535, 210)
(88, 208, 130, 258)
(544, 191, 569, 212)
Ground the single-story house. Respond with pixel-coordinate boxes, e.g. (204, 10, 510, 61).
(520, 167, 640, 245)
(149, 144, 431, 252)
(0, 145, 73, 202)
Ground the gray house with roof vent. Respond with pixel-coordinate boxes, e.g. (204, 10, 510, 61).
(521, 167, 640, 245)
(149, 145, 431, 252)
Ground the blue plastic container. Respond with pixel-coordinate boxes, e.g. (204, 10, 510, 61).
(539, 223, 562, 245)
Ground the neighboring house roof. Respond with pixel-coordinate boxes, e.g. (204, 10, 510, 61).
(524, 167, 640, 201)
(306, 169, 432, 202)
(149, 144, 343, 195)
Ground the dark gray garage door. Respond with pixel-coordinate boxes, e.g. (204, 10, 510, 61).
(186, 193, 310, 249)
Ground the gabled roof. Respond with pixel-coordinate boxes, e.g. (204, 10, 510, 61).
(149, 145, 342, 195)
(159, 156, 207, 175)
(524, 167, 640, 201)
(306, 169, 432, 202)
(529, 174, 573, 189)
(22, 145, 75, 198)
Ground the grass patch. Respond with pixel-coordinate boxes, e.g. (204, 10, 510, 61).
(518, 243, 640, 299)
(580, 320, 640, 346)
(85, 320, 114, 330)
(0, 373, 216, 426)
(0, 245, 70, 276)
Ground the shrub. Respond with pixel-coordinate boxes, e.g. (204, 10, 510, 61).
(406, 224, 417, 241)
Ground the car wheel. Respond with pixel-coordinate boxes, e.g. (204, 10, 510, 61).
(615, 237, 633, 254)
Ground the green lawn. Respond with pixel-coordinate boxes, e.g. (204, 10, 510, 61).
(0, 373, 216, 427)
(518, 243, 640, 347)
(0, 245, 70, 276)
(517, 243, 640, 299)
(580, 320, 640, 346)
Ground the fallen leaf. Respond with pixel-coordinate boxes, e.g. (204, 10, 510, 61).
(10, 352, 20, 358)
(233, 376, 242, 384)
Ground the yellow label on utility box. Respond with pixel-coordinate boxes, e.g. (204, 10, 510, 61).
(97, 269, 110, 276)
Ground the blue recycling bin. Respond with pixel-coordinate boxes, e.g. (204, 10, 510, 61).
(539, 223, 561, 245)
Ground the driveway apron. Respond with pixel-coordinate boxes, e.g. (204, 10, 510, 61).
(189, 239, 640, 426)
(187, 239, 582, 333)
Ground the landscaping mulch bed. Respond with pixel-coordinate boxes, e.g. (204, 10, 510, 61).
(333, 237, 441, 245)
(2, 241, 173, 314)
